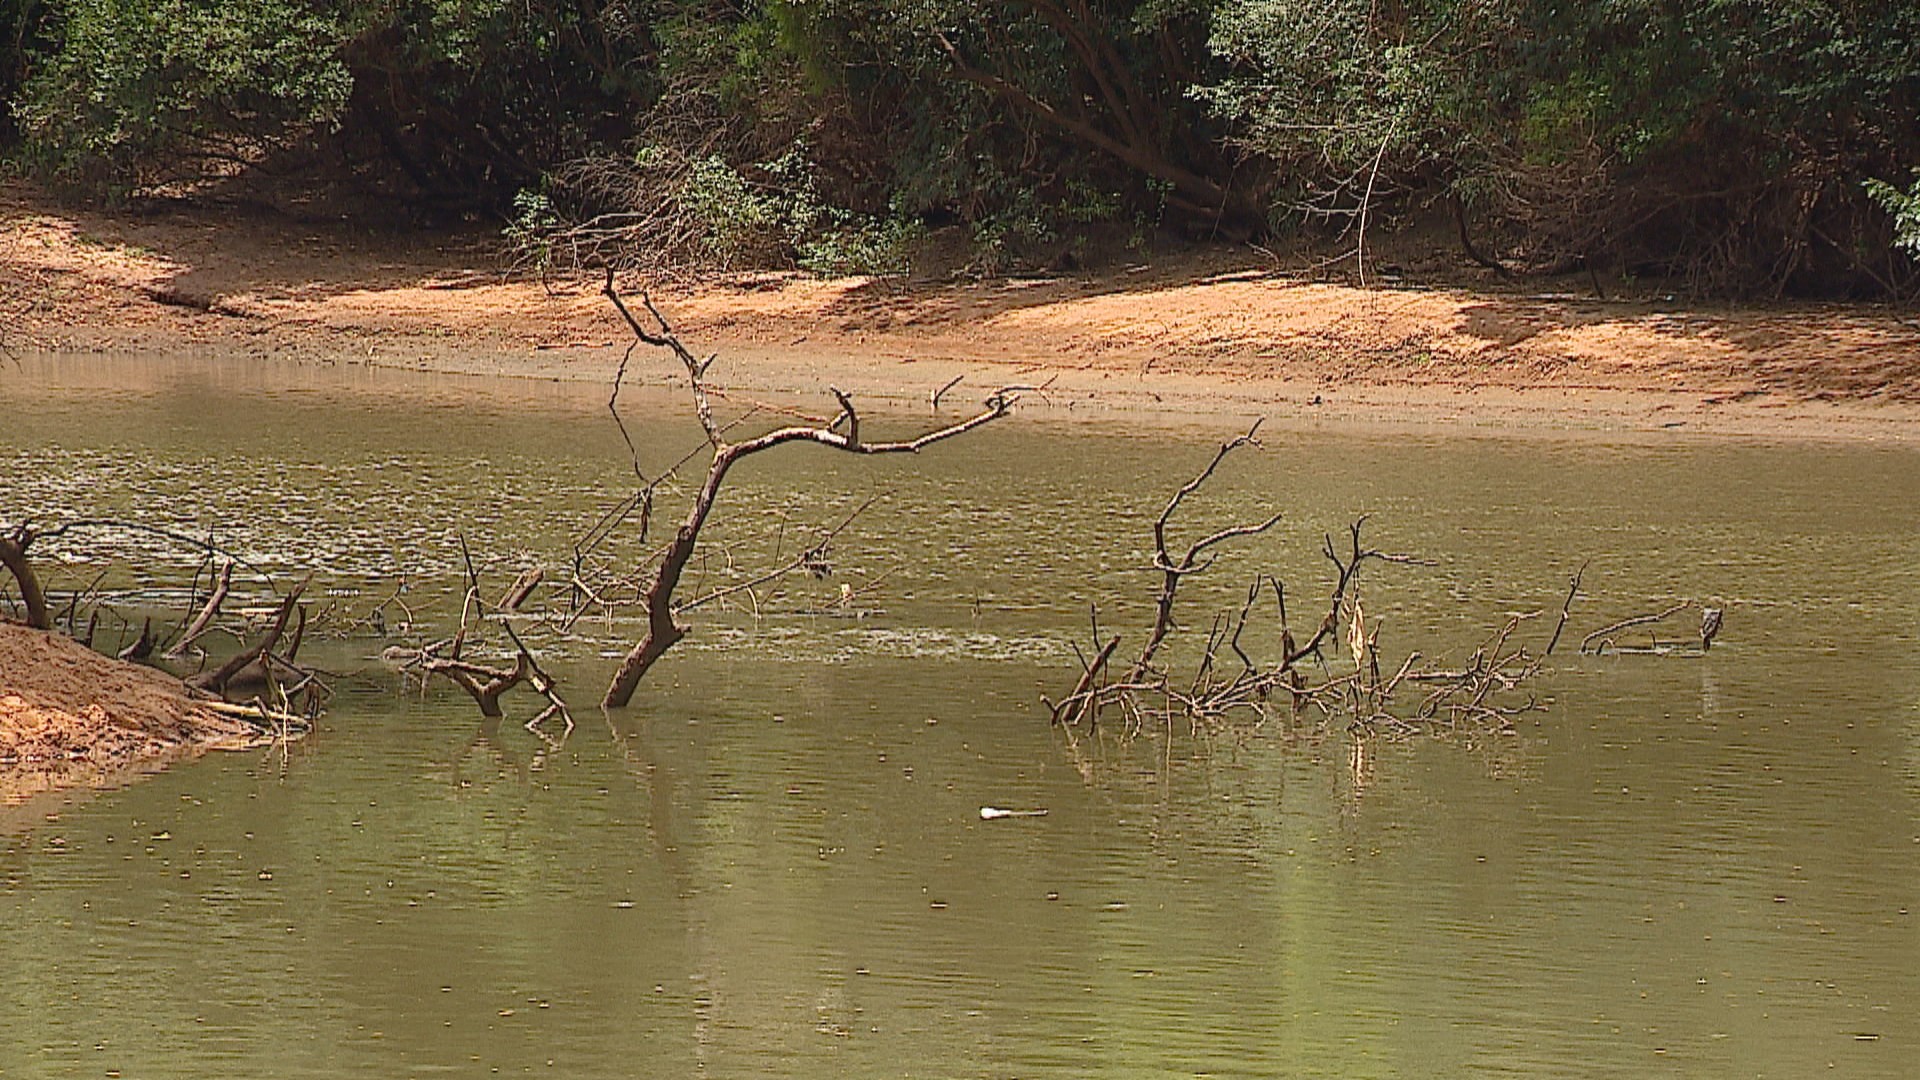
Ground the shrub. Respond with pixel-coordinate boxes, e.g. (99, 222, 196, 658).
(14, 0, 351, 194)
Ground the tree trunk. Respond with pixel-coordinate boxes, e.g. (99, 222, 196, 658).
(601, 445, 740, 708)
(0, 534, 50, 630)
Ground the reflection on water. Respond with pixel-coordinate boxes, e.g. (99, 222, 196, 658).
(3, 354, 1920, 1078)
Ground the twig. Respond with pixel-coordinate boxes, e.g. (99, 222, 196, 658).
(1544, 559, 1588, 656)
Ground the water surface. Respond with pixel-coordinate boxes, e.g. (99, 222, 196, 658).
(2, 354, 1918, 1078)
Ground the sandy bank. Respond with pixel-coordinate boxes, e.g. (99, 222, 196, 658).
(0, 621, 262, 806)
(5, 182, 1920, 442)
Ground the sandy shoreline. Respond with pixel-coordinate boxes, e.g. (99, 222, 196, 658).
(6, 182, 1920, 443)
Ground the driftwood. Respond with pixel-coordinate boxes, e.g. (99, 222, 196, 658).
(595, 271, 1018, 707)
(198, 698, 312, 730)
(410, 620, 570, 731)
(188, 575, 310, 696)
(167, 559, 234, 658)
(1052, 632, 1120, 727)
(1579, 600, 1690, 653)
(420, 651, 524, 716)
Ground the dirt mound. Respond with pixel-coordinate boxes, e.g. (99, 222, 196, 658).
(0, 620, 262, 804)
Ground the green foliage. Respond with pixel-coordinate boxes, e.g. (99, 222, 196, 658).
(504, 188, 561, 275)
(1197, 0, 1920, 292)
(1197, 0, 1446, 181)
(2, 0, 1914, 290)
(15, 0, 351, 192)
(1866, 175, 1920, 258)
(797, 210, 924, 277)
(11, 0, 660, 202)
(681, 154, 787, 265)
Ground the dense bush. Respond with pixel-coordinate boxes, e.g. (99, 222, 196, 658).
(9, 0, 660, 205)
(1469, 0, 1920, 294)
(3, 0, 1915, 293)
(1199, 0, 1920, 294)
(13, 0, 351, 192)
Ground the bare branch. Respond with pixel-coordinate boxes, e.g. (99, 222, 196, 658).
(1132, 420, 1278, 676)
(166, 560, 233, 658)
(1052, 635, 1121, 727)
(673, 495, 881, 615)
(499, 567, 545, 612)
(599, 282, 1017, 707)
(931, 374, 965, 412)
(1544, 559, 1589, 656)
(829, 386, 859, 447)
(189, 575, 311, 696)
(1580, 600, 1691, 654)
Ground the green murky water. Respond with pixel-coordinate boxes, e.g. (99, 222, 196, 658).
(2, 355, 1918, 1078)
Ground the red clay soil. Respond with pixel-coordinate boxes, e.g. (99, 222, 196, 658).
(0, 620, 260, 804)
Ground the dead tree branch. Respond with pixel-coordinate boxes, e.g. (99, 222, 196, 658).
(598, 273, 1018, 707)
(1048, 433, 1540, 742)
(1131, 419, 1284, 677)
(391, 547, 573, 729)
(422, 650, 529, 719)
(166, 559, 234, 658)
(499, 567, 544, 612)
(1544, 559, 1588, 656)
(188, 574, 311, 697)
(1579, 600, 1691, 654)
(672, 494, 880, 616)
(0, 525, 50, 629)
(1049, 634, 1121, 727)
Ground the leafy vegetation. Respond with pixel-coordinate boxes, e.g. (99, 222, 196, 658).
(1868, 175, 1920, 258)
(3, 0, 1915, 294)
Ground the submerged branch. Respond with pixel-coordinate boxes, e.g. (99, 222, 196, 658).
(1051, 432, 1546, 744)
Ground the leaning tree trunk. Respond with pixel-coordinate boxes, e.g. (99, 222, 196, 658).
(600, 445, 738, 707)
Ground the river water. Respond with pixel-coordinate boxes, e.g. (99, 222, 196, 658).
(2, 355, 1918, 1078)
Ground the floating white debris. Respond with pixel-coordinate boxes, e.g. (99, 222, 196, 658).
(979, 806, 1048, 820)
